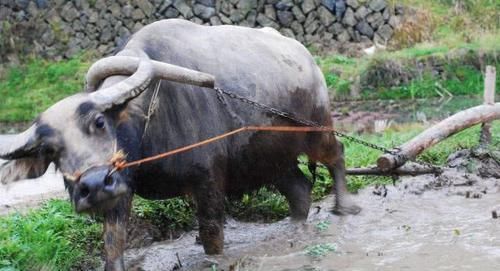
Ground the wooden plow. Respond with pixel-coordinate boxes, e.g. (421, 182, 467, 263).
(346, 66, 498, 176)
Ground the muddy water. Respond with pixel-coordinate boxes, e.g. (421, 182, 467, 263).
(126, 171, 500, 271)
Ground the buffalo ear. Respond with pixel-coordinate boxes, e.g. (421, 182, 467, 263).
(0, 157, 51, 184)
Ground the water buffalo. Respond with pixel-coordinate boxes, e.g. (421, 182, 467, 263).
(0, 19, 360, 270)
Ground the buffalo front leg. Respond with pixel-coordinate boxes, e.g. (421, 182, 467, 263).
(276, 166, 312, 220)
(103, 194, 132, 271)
(194, 179, 225, 255)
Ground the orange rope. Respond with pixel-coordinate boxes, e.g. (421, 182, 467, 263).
(113, 126, 334, 171)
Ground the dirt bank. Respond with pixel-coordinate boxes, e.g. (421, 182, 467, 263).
(124, 152, 500, 271)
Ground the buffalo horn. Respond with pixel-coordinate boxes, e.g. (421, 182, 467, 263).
(86, 56, 215, 92)
(0, 125, 39, 160)
(90, 58, 154, 110)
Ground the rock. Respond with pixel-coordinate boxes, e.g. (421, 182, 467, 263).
(61, 2, 80, 22)
(72, 19, 84, 32)
(337, 29, 350, 42)
(305, 20, 320, 34)
(367, 11, 384, 29)
(304, 10, 317, 27)
(317, 5, 335, 26)
(122, 5, 134, 18)
(0, 7, 9, 20)
(256, 13, 279, 28)
(305, 33, 320, 44)
(26, 1, 39, 17)
(195, 0, 215, 7)
(193, 3, 216, 20)
(132, 21, 144, 33)
(164, 7, 180, 18)
(355, 20, 373, 38)
(219, 13, 232, 24)
(369, 0, 386, 12)
(346, 0, 359, 9)
(220, 1, 232, 16)
(290, 20, 304, 35)
(229, 9, 244, 23)
(209, 16, 222, 25)
(132, 8, 146, 20)
(355, 5, 369, 20)
(109, 2, 122, 17)
(376, 24, 393, 42)
(94, 0, 106, 10)
(35, 0, 48, 9)
(41, 28, 55, 46)
(190, 16, 203, 24)
(383, 7, 391, 21)
(99, 27, 114, 43)
(136, 0, 155, 16)
(277, 10, 294, 27)
(264, 5, 277, 20)
(395, 3, 404, 15)
(237, 0, 258, 16)
(244, 10, 257, 26)
(301, 0, 316, 14)
(335, 0, 346, 17)
(321, 0, 335, 12)
(158, 0, 173, 14)
(275, 0, 293, 11)
(173, 0, 193, 18)
(291, 6, 305, 22)
(388, 15, 401, 28)
(280, 28, 295, 38)
(14, 0, 30, 9)
(341, 7, 356, 26)
(328, 22, 344, 35)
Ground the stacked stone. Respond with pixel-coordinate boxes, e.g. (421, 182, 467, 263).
(0, 0, 404, 62)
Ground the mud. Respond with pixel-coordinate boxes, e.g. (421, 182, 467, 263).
(124, 161, 500, 271)
(0, 162, 66, 215)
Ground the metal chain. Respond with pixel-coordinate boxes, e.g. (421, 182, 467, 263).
(213, 86, 443, 171)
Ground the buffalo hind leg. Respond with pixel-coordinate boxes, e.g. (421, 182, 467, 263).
(313, 135, 361, 215)
(194, 178, 225, 255)
(329, 141, 361, 215)
(103, 193, 133, 271)
(276, 166, 312, 220)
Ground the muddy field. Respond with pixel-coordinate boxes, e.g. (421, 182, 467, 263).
(122, 149, 500, 271)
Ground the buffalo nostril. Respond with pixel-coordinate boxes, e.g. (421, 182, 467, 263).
(104, 175, 114, 186)
(80, 185, 90, 198)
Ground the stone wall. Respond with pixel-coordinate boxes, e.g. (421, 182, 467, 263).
(0, 0, 404, 63)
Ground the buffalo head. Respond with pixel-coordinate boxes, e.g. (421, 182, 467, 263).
(0, 50, 214, 213)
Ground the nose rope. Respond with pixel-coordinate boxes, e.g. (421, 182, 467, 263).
(109, 125, 336, 172)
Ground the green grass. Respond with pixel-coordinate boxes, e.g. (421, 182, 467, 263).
(0, 56, 90, 122)
(0, 199, 102, 271)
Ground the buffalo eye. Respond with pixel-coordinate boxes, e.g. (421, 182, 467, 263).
(95, 116, 106, 129)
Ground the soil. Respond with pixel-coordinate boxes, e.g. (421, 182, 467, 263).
(123, 150, 500, 271)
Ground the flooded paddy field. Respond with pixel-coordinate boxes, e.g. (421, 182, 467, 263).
(125, 166, 500, 271)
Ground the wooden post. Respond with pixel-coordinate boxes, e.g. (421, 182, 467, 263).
(480, 66, 496, 145)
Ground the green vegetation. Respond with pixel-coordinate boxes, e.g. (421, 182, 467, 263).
(305, 243, 337, 258)
(0, 56, 90, 122)
(319, 0, 499, 100)
(0, 199, 102, 271)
